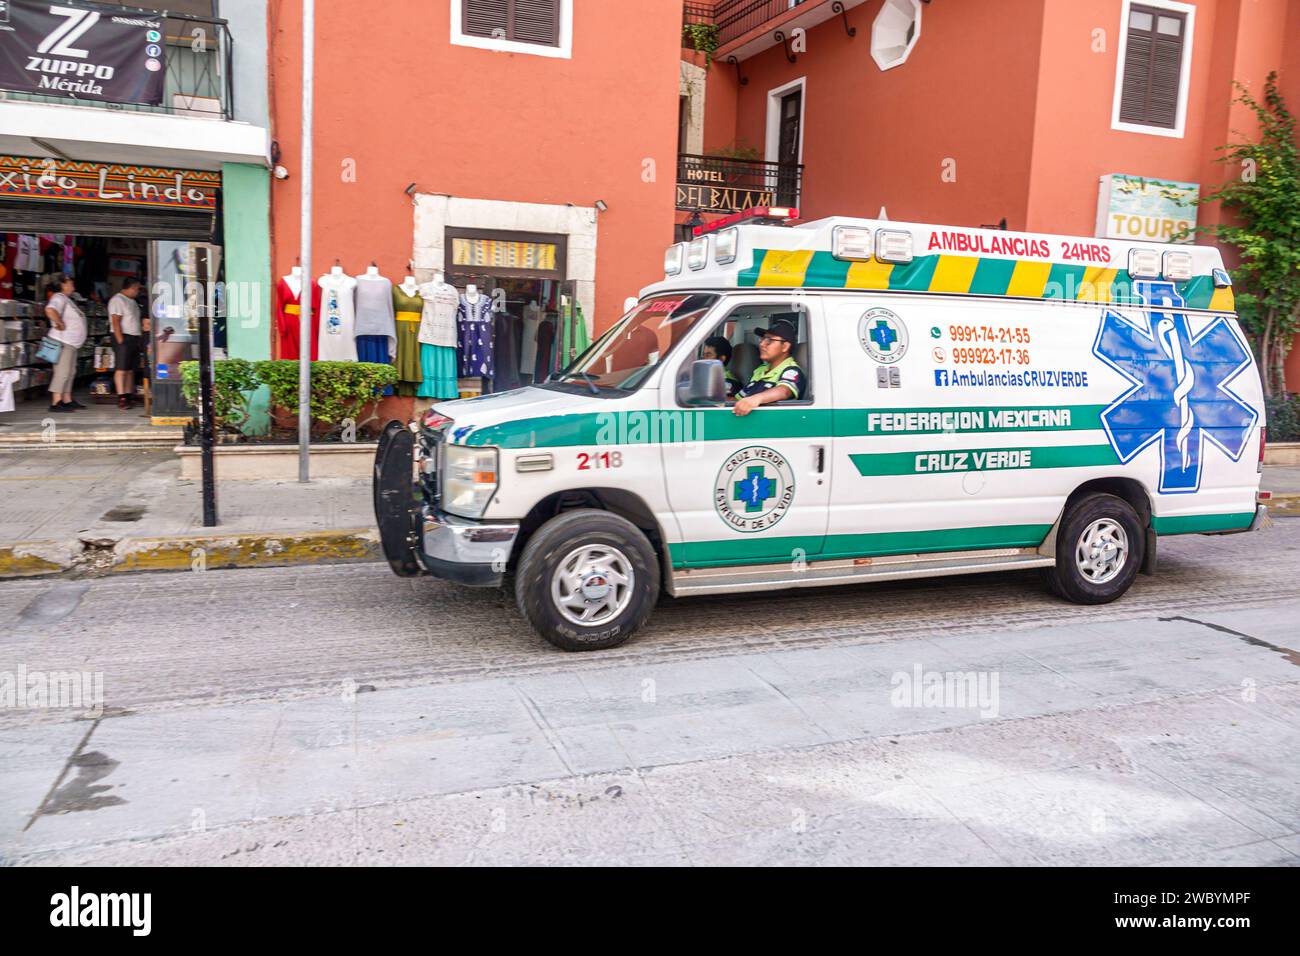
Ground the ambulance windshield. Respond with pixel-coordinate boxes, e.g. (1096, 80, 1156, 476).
(545, 294, 719, 395)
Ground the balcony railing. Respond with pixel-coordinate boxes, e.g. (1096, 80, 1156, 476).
(0, 11, 234, 120)
(677, 153, 803, 214)
(685, 0, 812, 49)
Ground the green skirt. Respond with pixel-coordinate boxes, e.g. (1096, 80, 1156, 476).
(417, 344, 459, 399)
(395, 318, 423, 397)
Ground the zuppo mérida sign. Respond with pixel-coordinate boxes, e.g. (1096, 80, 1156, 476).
(0, 0, 165, 105)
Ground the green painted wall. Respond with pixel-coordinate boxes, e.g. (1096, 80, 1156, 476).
(221, 162, 272, 435)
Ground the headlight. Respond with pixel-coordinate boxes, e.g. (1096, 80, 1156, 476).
(441, 444, 499, 518)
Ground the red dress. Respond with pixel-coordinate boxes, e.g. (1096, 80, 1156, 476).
(276, 277, 322, 360)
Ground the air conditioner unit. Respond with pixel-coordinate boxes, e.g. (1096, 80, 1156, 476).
(171, 93, 223, 118)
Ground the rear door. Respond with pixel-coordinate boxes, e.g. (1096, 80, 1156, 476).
(660, 297, 831, 568)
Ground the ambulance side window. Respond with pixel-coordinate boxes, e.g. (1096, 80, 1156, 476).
(688, 304, 811, 403)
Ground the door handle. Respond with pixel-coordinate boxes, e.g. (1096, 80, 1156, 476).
(814, 445, 825, 473)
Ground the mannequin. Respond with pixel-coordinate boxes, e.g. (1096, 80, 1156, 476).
(400, 275, 419, 296)
(417, 269, 461, 400)
(354, 264, 396, 367)
(458, 281, 495, 381)
(276, 263, 319, 360)
(316, 264, 358, 361)
(388, 268, 424, 396)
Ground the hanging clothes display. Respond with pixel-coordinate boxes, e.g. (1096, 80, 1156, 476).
(457, 292, 494, 379)
(392, 284, 425, 397)
(491, 309, 521, 392)
(518, 301, 543, 378)
(353, 271, 397, 365)
(316, 271, 358, 361)
(275, 276, 321, 360)
(534, 318, 556, 380)
(416, 280, 458, 400)
(559, 299, 591, 367)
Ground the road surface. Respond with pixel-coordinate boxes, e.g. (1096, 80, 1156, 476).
(1, 517, 1297, 865)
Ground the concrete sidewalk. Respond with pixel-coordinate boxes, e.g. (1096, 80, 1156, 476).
(0, 448, 376, 578)
(0, 447, 1296, 580)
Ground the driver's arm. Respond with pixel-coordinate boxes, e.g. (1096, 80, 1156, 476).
(732, 383, 794, 416)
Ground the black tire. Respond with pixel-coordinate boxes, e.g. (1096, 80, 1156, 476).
(1041, 493, 1145, 604)
(514, 509, 660, 651)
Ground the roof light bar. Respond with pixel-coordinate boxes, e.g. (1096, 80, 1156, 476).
(832, 225, 874, 261)
(1128, 248, 1161, 279)
(664, 243, 684, 275)
(714, 227, 739, 265)
(1163, 250, 1194, 282)
(875, 229, 914, 264)
(693, 205, 800, 237)
(687, 236, 709, 270)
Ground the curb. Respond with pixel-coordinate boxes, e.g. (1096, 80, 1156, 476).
(1264, 493, 1300, 516)
(0, 528, 381, 580)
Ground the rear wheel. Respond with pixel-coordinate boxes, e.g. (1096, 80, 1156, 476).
(514, 509, 659, 651)
(1042, 493, 1144, 604)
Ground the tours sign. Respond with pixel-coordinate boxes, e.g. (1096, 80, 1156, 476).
(0, 156, 220, 211)
(1096, 173, 1199, 245)
(0, 0, 166, 106)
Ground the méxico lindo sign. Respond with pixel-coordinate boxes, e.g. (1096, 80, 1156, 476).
(0, 0, 165, 105)
(0, 155, 219, 210)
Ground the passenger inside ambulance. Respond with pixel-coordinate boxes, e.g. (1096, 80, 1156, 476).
(697, 307, 808, 415)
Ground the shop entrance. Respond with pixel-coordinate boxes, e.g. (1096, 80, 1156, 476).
(444, 227, 588, 396)
(0, 156, 222, 438)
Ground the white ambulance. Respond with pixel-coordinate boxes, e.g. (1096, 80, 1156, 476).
(374, 208, 1269, 651)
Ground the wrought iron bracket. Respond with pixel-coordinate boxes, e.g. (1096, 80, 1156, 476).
(774, 29, 797, 64)
(831, 2, 857, 38)
(727, 54, 748, 86)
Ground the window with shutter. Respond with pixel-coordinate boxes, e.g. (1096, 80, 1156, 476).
(462, 0, 560, 47)
(1117, 3, 1188, 130)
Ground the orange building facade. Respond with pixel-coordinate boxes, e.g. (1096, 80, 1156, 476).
(268, 0, 683, 363)
(680, 0, 1300, 387)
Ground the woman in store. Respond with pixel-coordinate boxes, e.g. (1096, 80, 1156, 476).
(44, 273, 87, 413)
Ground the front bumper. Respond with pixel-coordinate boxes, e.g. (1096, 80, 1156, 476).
(418, 507, 519, 587)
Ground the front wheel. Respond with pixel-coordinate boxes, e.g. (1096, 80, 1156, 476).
(514, 509, 660, 651)
(1041, 493, 1144, 604)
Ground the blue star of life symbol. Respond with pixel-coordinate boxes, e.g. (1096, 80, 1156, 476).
(1092, 280, 1257, 494)
(734, 465, 776, 513)
(869, 320, 898, 352)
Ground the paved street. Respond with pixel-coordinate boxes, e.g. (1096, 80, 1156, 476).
(1, 517, 1297, 865)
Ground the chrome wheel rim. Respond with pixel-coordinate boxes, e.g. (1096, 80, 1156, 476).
(551, 544, 634, 627)
(1075, 518, 1128, 585)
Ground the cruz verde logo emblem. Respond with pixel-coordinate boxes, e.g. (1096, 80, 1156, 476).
(1092, 280, 1257, 494)
(859, 308, 908, 364)
(714, 445, 795, 532)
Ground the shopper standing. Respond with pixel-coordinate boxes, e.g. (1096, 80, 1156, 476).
(44, 273, 86, 413)
(109, 277, 144, 410)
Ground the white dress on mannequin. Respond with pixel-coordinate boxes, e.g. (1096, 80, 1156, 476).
(317, 269, 358, 361)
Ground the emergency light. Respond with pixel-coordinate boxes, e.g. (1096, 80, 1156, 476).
(832, 225, 874, 261)
(714, 227, 739, 265)
(875, 229, 914, 264)
(664, 243, 684, 275)
(1163, 251, 1194, 282)
(1128, 248, 1161, 279)
(687, 236, 709, 271)
(693, 206, 800, 236)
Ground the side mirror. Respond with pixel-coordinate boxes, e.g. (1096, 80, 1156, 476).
(677, 359, 726, 406)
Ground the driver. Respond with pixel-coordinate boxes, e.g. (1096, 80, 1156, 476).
(732, 317, 805, 417)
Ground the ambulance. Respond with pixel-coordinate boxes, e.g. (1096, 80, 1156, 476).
(374, 208, 1270, 651)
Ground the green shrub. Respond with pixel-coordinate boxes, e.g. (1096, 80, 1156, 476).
(179, 358, 259, 431)
(1266, 393, 1300, 442)
(255, 360, 397, 427)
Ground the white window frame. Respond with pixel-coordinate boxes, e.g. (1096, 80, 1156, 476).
(450, 0, 573, 60)
(1110, 0, 1195, 139)
(764, 76, 806, 166)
